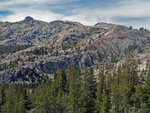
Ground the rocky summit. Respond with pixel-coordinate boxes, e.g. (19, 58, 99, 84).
(0, 17, 150, 83)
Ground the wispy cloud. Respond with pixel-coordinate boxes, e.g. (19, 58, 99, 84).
(0, 0, 150, 29)
(0, 0, 67, 22)
(63, 0, 150, 28)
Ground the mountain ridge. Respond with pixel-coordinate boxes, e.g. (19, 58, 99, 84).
(0, 16, 150, 83)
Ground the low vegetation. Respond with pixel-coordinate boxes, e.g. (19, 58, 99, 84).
(0, 45, 32, 55)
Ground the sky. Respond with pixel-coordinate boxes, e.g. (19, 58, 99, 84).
(0, 0, 150, 29)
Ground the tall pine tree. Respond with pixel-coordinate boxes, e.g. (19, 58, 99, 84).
(95, 66, 105, 113)
(66, 61, 82, 113)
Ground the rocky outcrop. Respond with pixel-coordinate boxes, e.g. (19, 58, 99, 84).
(0, 17, 150, 83)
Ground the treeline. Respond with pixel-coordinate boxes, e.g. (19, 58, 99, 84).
(0, 53, 150, 113)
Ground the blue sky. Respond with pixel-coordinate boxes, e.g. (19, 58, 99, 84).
(0, 0, 150, 29)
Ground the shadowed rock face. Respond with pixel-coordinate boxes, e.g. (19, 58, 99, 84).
(0, 16, 150, 83)
(24, 16, 34, 22)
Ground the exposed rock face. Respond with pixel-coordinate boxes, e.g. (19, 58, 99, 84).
(24, 16, 34, 22)
(0, 17, 150, 83)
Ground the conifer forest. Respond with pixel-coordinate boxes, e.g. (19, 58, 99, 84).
(0, 53, 150, 113)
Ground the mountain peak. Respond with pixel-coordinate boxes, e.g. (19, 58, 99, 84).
(24, 16, 34, 22)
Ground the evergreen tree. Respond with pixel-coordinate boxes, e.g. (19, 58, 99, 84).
(82, 67, 97, 97)
(66, 61, 82, 113)
(57, 68, 67, 95)
(55, 68, 68, 112)
(100, 81, 111, 113)
(0, 83, 5, 113)
(110, 70, 121, 113)
(16, 84, 26, 113)
(119, 52, 138, 112)
(95, 67, 105, 113)
(79, 67, 96, 113)
(5, 84, 18, 113)
(32, 82, 52, 113)
(141, 70, 150, 112)
(32, 69, 67, 113)
(146, 59, 150, 70)
(131, 83, 143, 112)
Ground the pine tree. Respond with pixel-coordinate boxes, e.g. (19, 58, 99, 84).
(32, 82, 52, 113)
(55, 68, 67, 112)
(141, 70, 150, 112)
(16, 84, 26, 113)
(146, 59, 150, 70)
(66, 61, 82, 113)
(100, 81, 111, 113)
(95, 67, 105, 113)
(119, 52, 139, 112)
(85, 67, 97, 98)
(131, 83, 143, 112)
(79, 67, 96, 113)
(0, 83, 5, 113)
(32, 69, 67, 113)
(5, 84, 18, 113)
(57, 68, 67, 95)
(110, 70, 121, 113)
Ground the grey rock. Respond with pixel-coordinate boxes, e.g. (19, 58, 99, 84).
(1, 17, 150, 83)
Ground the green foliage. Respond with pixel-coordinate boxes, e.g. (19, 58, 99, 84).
(0, 83, 5, 113)
(0, 45, 32, 55)
(66, 61, 83, 113)
(139, 27, 144, 31)
(140, 70, 150, 113)
(5, 84, 27, 113)
(31, 47, 49, 55)
(137, 46, 144, 53)
(95, 67, 105, 113)
(129, 26, 133, 30)
(0, 53, 150, 113)
(101, 85, 110, 113)
(119, 52, 139, 112)
(80, 67, 96, 113)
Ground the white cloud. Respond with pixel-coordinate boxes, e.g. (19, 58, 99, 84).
(2, 10, 64, 22)
(0, 0, 63, 6)
(0, 0, 80, 7)
(0, 0, 66, 22)
(0, 0, 150, 29)
(63, 0, 150, 28)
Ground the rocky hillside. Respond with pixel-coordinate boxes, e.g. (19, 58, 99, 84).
(0, 16, 150, 83)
